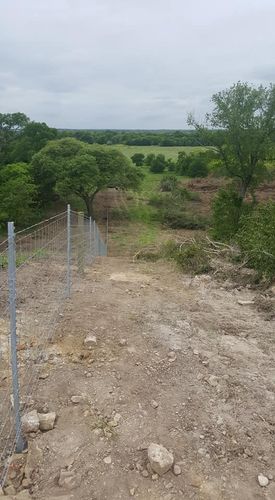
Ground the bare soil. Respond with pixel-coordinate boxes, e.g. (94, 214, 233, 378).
(7, 254, 275, 499)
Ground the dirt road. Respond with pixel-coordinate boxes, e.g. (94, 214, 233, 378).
(12, 257, 275, 499)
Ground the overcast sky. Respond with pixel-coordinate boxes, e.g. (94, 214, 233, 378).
(0, 0, 274, 129)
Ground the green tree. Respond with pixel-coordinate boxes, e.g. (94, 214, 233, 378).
(188, 82, 275, 199)
(150, 154, 166, 173)
(131, 153, 145, 166)
(145, 153, 156, 166)
(11, 121, 57, 163)
(32, 138, 143, 216)
(0, 112, 29, 165)
(188, 156, 208, 177)
(31, 138, 85, 205)
(0, 163, 37, 226)
(176, 151, 192, 175)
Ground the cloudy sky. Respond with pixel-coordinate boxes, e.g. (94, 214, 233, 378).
(0, 0, 274, 129)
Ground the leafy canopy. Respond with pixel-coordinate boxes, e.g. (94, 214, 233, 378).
(31, 138, 143, 215)
(188, 82, 275, 197)
(0, 163, 37, 227)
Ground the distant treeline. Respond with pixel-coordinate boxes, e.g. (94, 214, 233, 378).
(60, 129, 207, 146)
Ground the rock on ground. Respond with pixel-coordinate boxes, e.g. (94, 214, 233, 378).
(38, 411, 56, 431)
(148, 443, 174, 476)
(21, 410, 39, 433)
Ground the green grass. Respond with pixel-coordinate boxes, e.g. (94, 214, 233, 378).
(105, 144, 206, 160)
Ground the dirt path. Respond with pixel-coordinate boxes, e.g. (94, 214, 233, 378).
(16, 257, 275, 499)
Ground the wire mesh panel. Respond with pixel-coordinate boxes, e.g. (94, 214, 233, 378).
(0, 206, 107, 486)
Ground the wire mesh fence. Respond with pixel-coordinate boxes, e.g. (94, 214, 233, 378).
(0, 205, 107, 486)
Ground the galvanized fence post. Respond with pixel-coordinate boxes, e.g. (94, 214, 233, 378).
(93, 220, 97, 257)
(89, 216, 93, 262)
(78, 212, 85, 275)
(8, 222, 25, 452)
(66, 204, 71, 297)
(106, 208, 109, 257)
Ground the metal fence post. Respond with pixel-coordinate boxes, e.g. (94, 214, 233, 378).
(8, 222, 25, 453)
(93, 220, 97, 257)
(78, 212, 85, 275)
(106, 208, 109, 257)
(66, 204, 71, 297)
(89, 216, 93, 262)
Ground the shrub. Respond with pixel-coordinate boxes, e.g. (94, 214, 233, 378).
(237, 201, 275, 279)
(131, 153, 145, 166)
(150, 154, 166, 173)
(211, 187, 248, 241)
(162, 240, 211, 274)
(187, 157, 208, 178)
(161, 208, 208, 229)
(159, 175, 179, 192)
(145, 153, 156, 166)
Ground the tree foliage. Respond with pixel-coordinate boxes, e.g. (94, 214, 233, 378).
(237, 201, 275, 279)
(150, 154, 166, 173)
(189, 82, 275, 198)
(32, 138, 143, 216)
(0, 163, 37, 226)
(131, 153, 145, 166)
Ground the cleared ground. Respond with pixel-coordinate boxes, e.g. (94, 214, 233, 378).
(6, 255, 275, 499)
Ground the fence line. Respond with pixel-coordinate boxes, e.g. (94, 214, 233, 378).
(0, 205, 107, 487)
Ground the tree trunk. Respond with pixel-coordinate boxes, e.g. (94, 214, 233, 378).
(83, 195, 95, 219)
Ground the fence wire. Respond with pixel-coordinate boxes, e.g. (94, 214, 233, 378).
(0, 206, 107, 486)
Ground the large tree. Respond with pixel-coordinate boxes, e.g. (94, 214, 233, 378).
(0, 112, 30, 165)
(188, 82, 275, 199)
(0, 163, 37, 226)
(10, 121, 57, 163)
(31, 138, 143, 216)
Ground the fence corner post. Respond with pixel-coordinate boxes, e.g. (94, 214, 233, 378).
(8, 221, 25, 453)
(66, 204, 71, 297)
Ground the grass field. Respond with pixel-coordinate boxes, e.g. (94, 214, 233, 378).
(106, 144, 205, 160)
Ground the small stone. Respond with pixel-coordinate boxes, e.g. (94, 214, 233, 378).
(151, 400, 159, 409)
(22, 478, 32, 488)
(238, 299, 254, 306)
(84, 335, 97, 347)
(193, 349, 199, 355)
(93, 428, 103, 436)
(152, 474, 159, 481)
(173, 464, 182, 476)
(119, 339, 127, 346)
(258, 473, 269, 487)
(208, 375, 219, 387)
(113, 413, 122, 424)
(103, 455, 112, 465)
(129, 487, 136, 496)
(4, 485, 16, 495)
(148, 443, 174, 476)
(38, 411, 56, 431)
(21, 410, 40, 433)
(141, 470, 149, 477)
(39, 372, 49, 380)
(58, 470, 80, 490)
(165, 482, 173, 489)
(70, 395, 83, 404)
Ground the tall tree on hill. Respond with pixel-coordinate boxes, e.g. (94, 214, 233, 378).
(0, 112, 29, 165)
(31, 138, 143, 216)
(188, 82, 275, 199)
